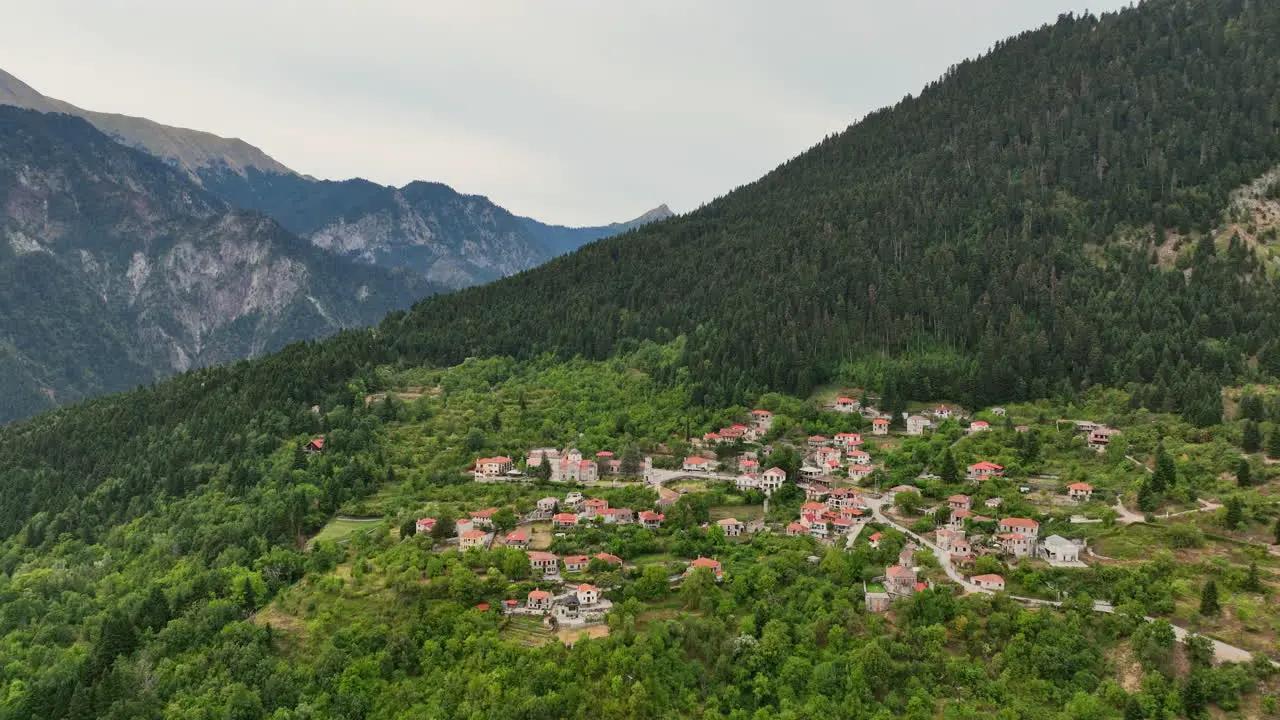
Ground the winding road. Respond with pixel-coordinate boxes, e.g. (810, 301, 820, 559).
(861, 494, 1272, 666)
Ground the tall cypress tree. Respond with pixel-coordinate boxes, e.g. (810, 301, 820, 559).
(938, 448, 959, 485)
(1152, 440, 1175, 493)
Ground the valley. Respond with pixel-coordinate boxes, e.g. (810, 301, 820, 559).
(4, 1, 1280, 718)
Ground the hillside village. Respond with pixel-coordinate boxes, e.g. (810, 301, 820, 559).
(296, 385, 1280, 659)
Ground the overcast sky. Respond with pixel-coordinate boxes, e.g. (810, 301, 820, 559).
(1, 1, 1133, 226)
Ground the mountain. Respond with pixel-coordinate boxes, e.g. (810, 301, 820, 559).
(0, 68, 670, 289)
(381, 0, 1280, 422)
(520, 203, 675, 256)
(0, 105, 432, 422)
(199, 171, 548, 288)
(199, 169, 672, 288)
(0, 67, 293, 178)
(5, 2, 1280, 717)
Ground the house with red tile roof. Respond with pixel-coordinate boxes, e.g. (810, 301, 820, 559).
(468, 507, 500, 529)
(552, 513, 579, 530)
(527, 589, 553, 610)
(834, 432, 863, 449)
(885, 565, 917, 596)
(304, 438, 325, 453)
(528, 551, 559, 575)
(1088, 427, 1118, 451)
(563, 555, 590, 573)
(948, 509, 973, 531)
(933, 406, 952, 419)
(760, 467, 787, 492)
(459, 530, 488, 550)
(415, 517, 436, 535)
(576, 584, 600, 605)
(834, 397, 858, 413)
(1067, 482, 1094, 502)
(997, 533, 1033, 558)
(847, 464, 873, 482)
(639, 510, 664, 529)
(593, 552, 623, 566)
(872, 418, 890, 435)
(971, 574, 1005, 591)
(505, 528, 530, 548)
(750, 409, 773, 431)
(966, 461, 1004, 480)
(582, 498, 609, 519)
(969, 420, 990, 433)
(683, 456, 714, 472)
(598, 507, 634, 524)
(868, 532, 884, 548)
(786, 522, 809, 537)
(948, 494, 972, 512)
(716, 518, 745, 537)
(998, 517, 1040, 538)
(686, 556, 724, 580)
(814, 446, 842, 467)
(475, 456, 514, 479)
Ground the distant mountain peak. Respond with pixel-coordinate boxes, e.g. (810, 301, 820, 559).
(0, 67, 295, 179)
(635, 204, 674, 223)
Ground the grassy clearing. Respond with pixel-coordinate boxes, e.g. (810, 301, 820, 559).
(630, 552, 677, 565)
(309, 517, 384, 547)
(558, 624, 610, 646)
(710, 504, 763, 522)
(501, 616, 554, 648)
(527, 521, 555, 550)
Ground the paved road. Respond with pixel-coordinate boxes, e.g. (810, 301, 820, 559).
(862, 494, 1271, 666)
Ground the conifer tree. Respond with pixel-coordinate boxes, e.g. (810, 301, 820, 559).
(1243, 562, 1262, 593)
(1224, 496, 1244, 530)
(1137, 479, 1158, 513)
(1242, 420, 1262, 453)
(1268, 428, 1280, 459)
(1152, 440, 1175, 493)
(1235, 458, 1251, 487)
(1199, 580, 1220, 616)
(938, 448, 959, 485)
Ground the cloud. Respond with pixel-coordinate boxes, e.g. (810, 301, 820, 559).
(0, 0, 1133, 224)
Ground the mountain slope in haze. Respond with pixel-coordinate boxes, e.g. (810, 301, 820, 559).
(0, 67, 292, 178)
(0, 106, 432, 422)
(0, 68, 670, 289)
(200, 169, 672, 288)
(520, 203, 675, 256)
(200, 170, 547, 288)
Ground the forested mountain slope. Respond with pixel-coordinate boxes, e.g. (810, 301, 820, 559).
(380, 0, 1280, 419)
(0, 107, 432, 421)
(4, 0, 1279, 532)
(3, 3, 1280, 718)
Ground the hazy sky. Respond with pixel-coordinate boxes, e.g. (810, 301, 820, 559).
(1, 1, 1132, 225)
